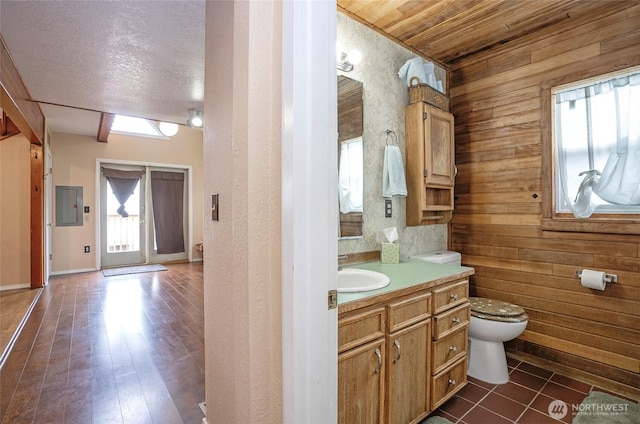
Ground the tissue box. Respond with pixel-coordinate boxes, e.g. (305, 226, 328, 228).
(381, 242, 400, 264)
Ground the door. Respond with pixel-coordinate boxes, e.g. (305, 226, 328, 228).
(44, 140, 53, 284)
(100, 166, 145, 267)
(100, 164, 189, 268)
(148, 168, 188, 264)
(386, 320, 431, 424)
(338, 339, 385, 424)
(423, 104, 455, 187)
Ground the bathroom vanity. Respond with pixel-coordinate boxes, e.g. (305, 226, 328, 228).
(338, 261, 473, 424)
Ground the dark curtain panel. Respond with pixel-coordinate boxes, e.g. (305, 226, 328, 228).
(103, 168, 143, 217)
(151, 171, 185, 254)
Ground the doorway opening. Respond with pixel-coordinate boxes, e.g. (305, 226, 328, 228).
(99, 161, 191, 269)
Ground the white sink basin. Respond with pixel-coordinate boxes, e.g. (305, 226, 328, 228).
(337, 268, 391, 293)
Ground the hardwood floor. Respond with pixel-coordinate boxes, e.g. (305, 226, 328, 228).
(0, 263, 205, 424)
(0, 287, 42, 367)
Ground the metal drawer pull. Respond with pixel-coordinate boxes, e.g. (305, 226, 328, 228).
(448, 378, 456, 386)
(374, 348, 382, 374)
(450, 293, 458, 300)
(449, 346, 457, 353)
(393, 340, 401, 363)
(452, 317, 461, 323)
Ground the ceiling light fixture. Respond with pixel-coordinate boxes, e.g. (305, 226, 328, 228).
(336, 48, 362, 72)
(186, 108, 203, 128)
(159, 121, 179, 137)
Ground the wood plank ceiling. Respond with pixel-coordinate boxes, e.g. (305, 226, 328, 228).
(337, 0, 640, 67)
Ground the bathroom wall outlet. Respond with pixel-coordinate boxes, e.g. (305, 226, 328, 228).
(84, 245, 90, 253)
(385, 199, 392, 218)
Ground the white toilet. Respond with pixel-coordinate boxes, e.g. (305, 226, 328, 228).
(410, 250, 528, 385)
(467, 297, 528, 384)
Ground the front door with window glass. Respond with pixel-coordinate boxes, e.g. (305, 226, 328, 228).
(100, 167, 145, 267)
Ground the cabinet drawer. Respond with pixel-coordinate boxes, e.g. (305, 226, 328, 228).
(339, 307, 386, 353)
(387, 291, 431, 333)
(432, 326, 467, 375)
(431, 356, 467, 410)
(432, 280, 468, 314)
(433, 303, 470, 340)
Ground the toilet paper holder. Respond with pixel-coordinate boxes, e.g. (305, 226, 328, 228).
(574, 270, 618, 284)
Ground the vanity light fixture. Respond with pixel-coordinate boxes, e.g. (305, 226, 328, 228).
(186, 108, 203, 128)
(337, 48, 362, 72)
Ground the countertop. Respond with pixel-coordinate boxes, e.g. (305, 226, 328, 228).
(337, 260, 474, 312)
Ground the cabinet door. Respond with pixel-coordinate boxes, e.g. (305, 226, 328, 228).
(423, 105, 455, 187)
(385, 320, 431, 424)
(339, 339, 385, 424)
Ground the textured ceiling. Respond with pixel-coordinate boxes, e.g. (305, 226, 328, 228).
(0, 0, 205, 136)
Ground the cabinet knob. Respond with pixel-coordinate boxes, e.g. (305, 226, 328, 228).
(374, 348, 382, 374)
(450, 293, 458, 301)
(449, 346, 457, 353)
(448, 378, 457, 386)
(452, 317, 461, 323)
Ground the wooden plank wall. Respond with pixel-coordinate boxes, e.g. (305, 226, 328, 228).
(448, 5, 640, 398)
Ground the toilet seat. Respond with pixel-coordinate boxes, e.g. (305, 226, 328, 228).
(470, 297, 528, 323)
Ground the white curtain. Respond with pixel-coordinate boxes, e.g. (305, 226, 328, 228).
(556, 71, 640, 217)
(338, 137, 363, 214)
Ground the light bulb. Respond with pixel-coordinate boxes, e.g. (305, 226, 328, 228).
(191, 116, 203, 128)
(347, 49, 362, 65)
(159, 122, 179, 137)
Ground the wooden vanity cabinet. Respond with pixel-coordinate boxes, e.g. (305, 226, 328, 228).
(338, 277, 470, 424)
(405, 102, 455, 225)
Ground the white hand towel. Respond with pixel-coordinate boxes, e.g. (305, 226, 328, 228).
(382, 145, 408, 198)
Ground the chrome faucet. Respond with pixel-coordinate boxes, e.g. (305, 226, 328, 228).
(338, 254, 348, 271)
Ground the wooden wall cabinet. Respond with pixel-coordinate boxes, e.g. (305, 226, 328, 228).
(405, 102, 455, 225)
(338, 278, 469, 424)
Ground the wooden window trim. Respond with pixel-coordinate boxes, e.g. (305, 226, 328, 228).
(540, 85, 640, 236)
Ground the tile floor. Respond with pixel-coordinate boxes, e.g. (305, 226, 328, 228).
(427, 357, 635, 424)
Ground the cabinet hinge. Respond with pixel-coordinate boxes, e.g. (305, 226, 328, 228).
(424, 169, 428, 177)
(328, 289, 337, 310)
(423, 112, 427, 120)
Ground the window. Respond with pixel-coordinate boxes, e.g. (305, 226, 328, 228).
(110, 115, 178, 139)
(338, 137, 363, 214)
(553, 67, 640, 218)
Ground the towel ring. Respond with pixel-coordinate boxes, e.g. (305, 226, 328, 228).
(385, 130, 398, 146)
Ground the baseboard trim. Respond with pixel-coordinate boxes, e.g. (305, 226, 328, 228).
(50, 267, 97, 276)
(0, 283, 30, 292)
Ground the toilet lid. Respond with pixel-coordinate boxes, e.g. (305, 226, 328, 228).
(470, 297, 526, 318)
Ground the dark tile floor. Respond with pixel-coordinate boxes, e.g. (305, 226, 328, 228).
(428, 357, 636, 424)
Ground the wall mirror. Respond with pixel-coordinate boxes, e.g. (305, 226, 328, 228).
(338, 75, 364, 239)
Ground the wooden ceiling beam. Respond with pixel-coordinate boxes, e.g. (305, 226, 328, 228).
(0, 35, 44, 144)
(97, 112, 115, 143)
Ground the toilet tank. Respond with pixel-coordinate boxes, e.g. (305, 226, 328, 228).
(410, 250, 461, 266)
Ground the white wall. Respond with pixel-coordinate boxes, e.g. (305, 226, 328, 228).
(50, 128, 203, 273)
(337, 13, 448, 258)
(0, 134, 31, 289)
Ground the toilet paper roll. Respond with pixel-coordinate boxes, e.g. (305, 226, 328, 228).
(581, 269, 606, 290)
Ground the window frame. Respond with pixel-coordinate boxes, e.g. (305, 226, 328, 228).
(541, 67, 640, 235)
